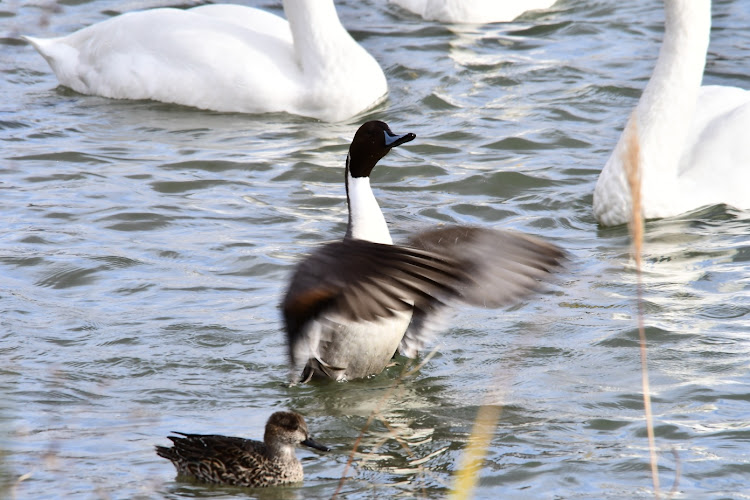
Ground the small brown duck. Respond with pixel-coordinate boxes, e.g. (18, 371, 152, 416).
(155, 411, 329, 488)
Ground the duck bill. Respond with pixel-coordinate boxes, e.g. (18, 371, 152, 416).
(302, 437, 330, 452)
(384, 130, 416, 148)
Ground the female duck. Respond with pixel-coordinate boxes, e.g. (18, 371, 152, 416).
(156, 411, 329, 488)
(282, 121, 565, 383)
(593, 0, 750, 226)
(24, 1, 387, 122)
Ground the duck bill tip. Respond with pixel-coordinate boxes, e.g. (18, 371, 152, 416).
(384, 131, 416, 148)
(302, 438, 330, 452)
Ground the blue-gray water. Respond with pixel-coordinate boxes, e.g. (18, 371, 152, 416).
(2, 0, 750, 498)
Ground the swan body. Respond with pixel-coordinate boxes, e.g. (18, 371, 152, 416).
(593, 0, 750, 226)
(23, 1, 387, 122)
(389, 0, 556, 24)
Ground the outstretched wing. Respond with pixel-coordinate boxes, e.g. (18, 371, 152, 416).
(281, 238, 467, 374)
(281, 226, 565, 373)
(402, 226, 565, 356)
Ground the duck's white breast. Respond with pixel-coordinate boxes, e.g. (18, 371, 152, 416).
(315, 310, 413, 381)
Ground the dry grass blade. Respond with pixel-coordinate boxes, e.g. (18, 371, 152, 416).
(333, 389, 395, 499)
(624, 117, 661, 498)
(332, 348, 441, 499)
(447, 337, 533, 498)
(448, 404, 502, 499)
(10, 472, 33, 500)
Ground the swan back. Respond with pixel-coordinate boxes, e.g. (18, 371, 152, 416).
(390, 0, 556, 24)
(24, 1, 387, 122)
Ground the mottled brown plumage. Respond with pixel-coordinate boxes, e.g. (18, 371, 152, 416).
(155, 411, 328, 488)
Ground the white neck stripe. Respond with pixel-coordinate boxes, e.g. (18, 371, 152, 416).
(346, 171, 392, 244)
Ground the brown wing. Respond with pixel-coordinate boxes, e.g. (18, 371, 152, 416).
(281, 238, 468, 371)
(281, 226, 565, 370)
(156, 433, 272, 486)
(407, 226, 565, 307)
(402, 226, 566, 355)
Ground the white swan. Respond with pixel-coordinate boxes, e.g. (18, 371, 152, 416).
(23, 1, 387, 122)
(593, 0, 750, 226)
(389, 0, 557, 24)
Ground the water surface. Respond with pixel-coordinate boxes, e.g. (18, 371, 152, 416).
(2, 0, 750, 498)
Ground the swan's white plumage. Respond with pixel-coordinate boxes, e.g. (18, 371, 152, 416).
(23, 1, 387, 122)
(389, 0, 556, 24)
(593, 0, 750, 226)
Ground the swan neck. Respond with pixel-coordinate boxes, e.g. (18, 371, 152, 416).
(649, 0, 710, 89)
(283, 0, 350, 74)
(634, 0, 711, 174)
(593, 0, 713, 226)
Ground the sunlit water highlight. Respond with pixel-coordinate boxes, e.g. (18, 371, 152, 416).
(2, 0, 750, 498)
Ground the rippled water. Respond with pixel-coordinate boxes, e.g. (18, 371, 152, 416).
(2, 0, 750, 498)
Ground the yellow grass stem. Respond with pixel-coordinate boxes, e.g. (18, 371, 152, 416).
(333, 350, 440, 499)
(624, 118, 660, 497)
(448, 404, 503, 499)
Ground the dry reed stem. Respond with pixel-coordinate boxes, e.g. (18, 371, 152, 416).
(668, 447, 681, 496)
(372, 406, 439, 494)
(448, 404, 502, 499)
(10, 472, 32, 500)
(448, 337, 533, 498)
(623, 118, 660, 497)
(333, 349, 440, 499)
(446, 118, 663, 500)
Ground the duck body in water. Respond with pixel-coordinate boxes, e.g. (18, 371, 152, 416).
(282, 121, 566, 383)
(155, 411, 329, 488)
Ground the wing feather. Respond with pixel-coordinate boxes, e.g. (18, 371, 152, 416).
(281, 227, 565, 372)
